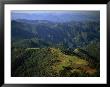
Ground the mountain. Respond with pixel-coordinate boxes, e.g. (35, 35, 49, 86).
(11, 48, 98, 77)
(11, 19, 100, 49)
(11, 19, 100, 77)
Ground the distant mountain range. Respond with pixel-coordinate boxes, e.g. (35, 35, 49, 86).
(11, 11, 100, 23)
(11, 19, 100, 49)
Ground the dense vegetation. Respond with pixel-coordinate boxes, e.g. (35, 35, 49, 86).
(11, 48, 99, 77)
(11, 19, 100, 77)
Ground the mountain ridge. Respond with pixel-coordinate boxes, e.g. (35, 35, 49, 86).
(11, 18, 100, 77)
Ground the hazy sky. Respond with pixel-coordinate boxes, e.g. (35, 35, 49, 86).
(11, 10, 100, 22)
(12, 10, 99, 14)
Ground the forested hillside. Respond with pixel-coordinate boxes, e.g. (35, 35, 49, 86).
(11, 19, 100, 77)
